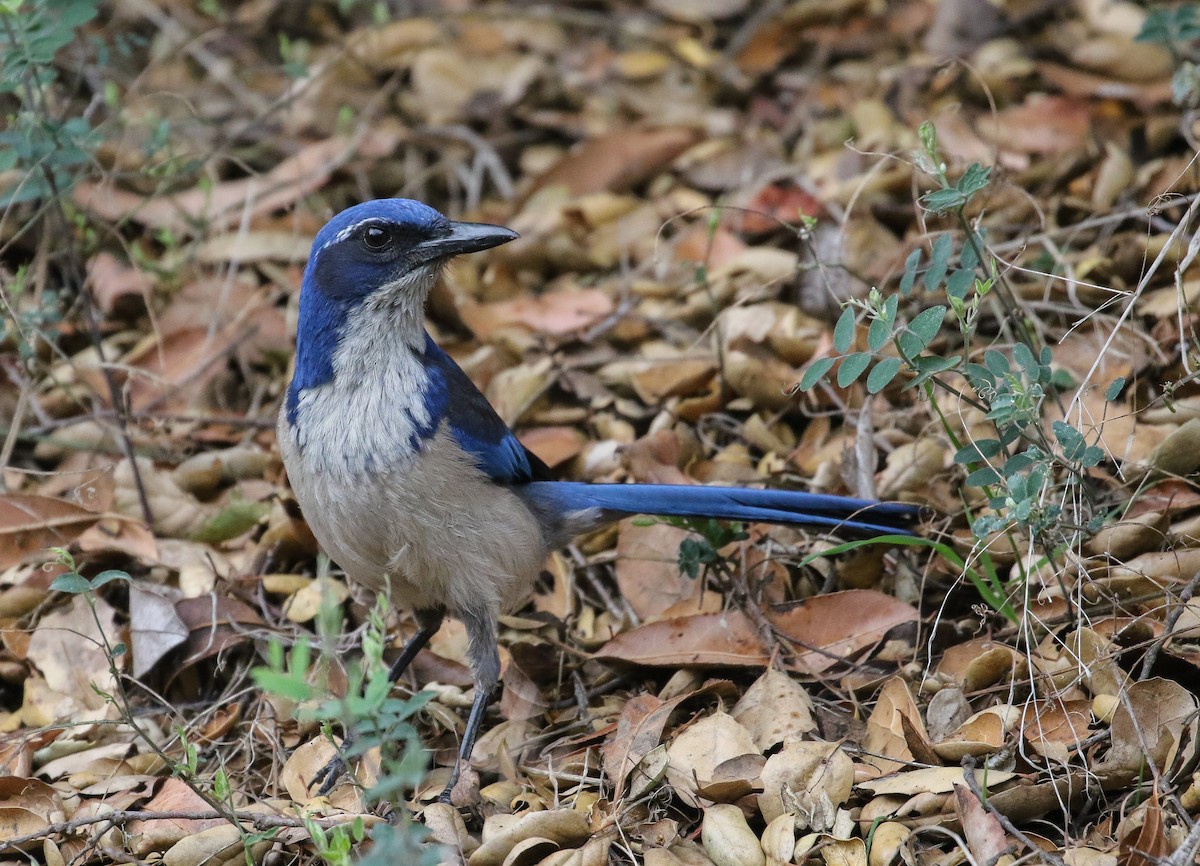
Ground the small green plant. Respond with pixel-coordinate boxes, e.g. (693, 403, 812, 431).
(797, 122, 1116, 618)
(252, 592, 440, 866)
(0, 0, 103, 207)
(1137, 4, 1200, 107)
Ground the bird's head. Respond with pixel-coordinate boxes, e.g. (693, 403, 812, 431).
(303, 198, 518, 315)
(287, 199, 518, 420)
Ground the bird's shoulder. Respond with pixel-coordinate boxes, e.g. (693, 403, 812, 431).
(420, 335, 553, 485)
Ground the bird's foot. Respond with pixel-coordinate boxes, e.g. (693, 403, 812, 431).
(308, 732, 356, 796)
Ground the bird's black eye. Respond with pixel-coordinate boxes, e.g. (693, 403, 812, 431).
(361, 225, 392, 251)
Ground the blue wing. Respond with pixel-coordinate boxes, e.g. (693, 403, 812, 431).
(421, 336, 553, 484)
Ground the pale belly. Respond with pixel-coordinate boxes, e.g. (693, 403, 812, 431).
(278, 418, 550, 617)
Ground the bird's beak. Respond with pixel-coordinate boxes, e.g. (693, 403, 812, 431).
(414, 221, 519, 262)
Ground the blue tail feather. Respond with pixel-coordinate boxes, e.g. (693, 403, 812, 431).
(526, 481, 920, 536)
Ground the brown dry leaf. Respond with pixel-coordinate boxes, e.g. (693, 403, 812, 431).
(936, 640, 1018, 691)
(758, 740, 853, 827)
(1021, 700, 1093, 762)
(595, 611, 769, 667)
(73, 135, 378, 235)
(459, 287, 613, 339)
(857, 767, 1016, 797)
(86, 251, 151, 316)
(26, 592, 120, 712)
(519, 426, 587, 469)
(732, 667, 816, 751)
(126, 778, 228, 854)
(128, 584, 188, 678)
(525, 127, 700, 200)
(0, 778, 66, 851)
(0, 495, 99, 569)
(768, 591, 919, 674)
(283, 575, 350, 623)
(600, 692, 694, 800)
(665, 711, 758, 806)
(932, 706, 1020, 762)
(409, 46, 543, 125)
(953, 784, 1011, 866)
(981, 95, 1091, 156)
(112, 458, 214, 540)
(280, 737, 369, 812)
(863, 677, 928, 774)
(1118, 790, 1172, 866)
(162, 824, 271, 866)
(614, 520, 701, 620)
(1099, 678, 1199, 785)
(468, 809, 591, 866)
(700, 803, 765, 866)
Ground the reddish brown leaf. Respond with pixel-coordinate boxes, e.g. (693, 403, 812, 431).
(595, 612, 769, 668)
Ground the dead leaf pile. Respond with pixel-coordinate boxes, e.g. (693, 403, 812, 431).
(2, 0, 1200, 864)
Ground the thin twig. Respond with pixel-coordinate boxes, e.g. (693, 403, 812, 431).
(1139, 568, 1200, 680)
(961, 756, 1069, 866)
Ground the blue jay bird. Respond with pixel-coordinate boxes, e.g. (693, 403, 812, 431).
(278, 198, 920, 801)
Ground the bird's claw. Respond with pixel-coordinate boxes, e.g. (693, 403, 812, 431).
(309, 752, 349, 796)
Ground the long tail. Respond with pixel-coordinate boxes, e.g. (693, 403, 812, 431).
(525, 481, 921, 536)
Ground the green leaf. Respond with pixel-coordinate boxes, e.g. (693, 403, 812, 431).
(90, 570, 130, 589)
(904, 354, 960, 389)
(251, 669, 316, 702)
(1013, 342, 1036, 373)
(1081, 445, 1105, 467)
(833, 308, 856, 353)
(837, 352, 872, 387)
(955, 163, 991, 199)
(1052, 420, 1083, 450)
(50, 573, 90, 594)
(867, 317, 891, 352)
(946, 268, 974, 300)
(191, 499, 269, 544)
(907, 305, 946, 352)
(954, 439, 1002, 463)
(882, 293, 899, 326)
(926, 234, 951, 292)
(1105, 377, 1126, 401)
(798, 356, 835, 391)
(965, 467, 1001, 487)
(899, 248, 921, 296)
(984, 349, 1009, 376)
(921, 187, 965, 215)
(867, 358, 902, 393)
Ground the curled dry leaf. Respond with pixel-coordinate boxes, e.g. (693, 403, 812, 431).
(932, 705, 1020, 762)
(468, 809, 591, 866)
(863, 677, 928, 774)
(665, 711, 758, 805)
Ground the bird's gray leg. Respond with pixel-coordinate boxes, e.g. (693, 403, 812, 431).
(310, 606, 446, 795)
(437, 604, 500, 803)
